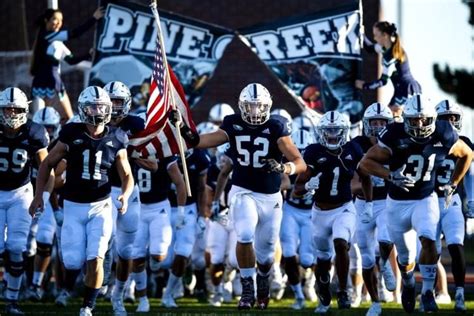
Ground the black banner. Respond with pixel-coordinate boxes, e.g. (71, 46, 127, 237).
(239, 2, 364, 122)
(90, 0, 233, 108)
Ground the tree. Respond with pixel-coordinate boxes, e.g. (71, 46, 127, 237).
(433, 0, 474, 109)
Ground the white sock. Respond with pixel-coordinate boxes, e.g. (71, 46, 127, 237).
(165, 272, 181, 297)
(32, 271, 45, 287)
(113, 280, 126, 298)
(132, 271, 147, 292)
(290, 283, 304, 299)
(239, 268, 255, 279)
(419, 264, 437, 294)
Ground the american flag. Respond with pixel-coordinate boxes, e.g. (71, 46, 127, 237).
(128, 31, 196, 159)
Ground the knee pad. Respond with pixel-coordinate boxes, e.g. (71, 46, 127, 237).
(36, 242, 53, 257)
(299, 253, 314, 269)
(236, 227, 254, 244)
(116, 231, 135, 260)
(361, 253, 375, 270)
(192, 255, 206, 270)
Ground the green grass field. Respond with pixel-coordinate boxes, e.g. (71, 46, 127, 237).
(5, 297, 473, 315)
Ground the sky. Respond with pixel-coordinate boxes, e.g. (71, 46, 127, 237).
(379, 0, 473, 137)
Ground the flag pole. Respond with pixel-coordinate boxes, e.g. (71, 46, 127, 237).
(150, 0, 192, 197)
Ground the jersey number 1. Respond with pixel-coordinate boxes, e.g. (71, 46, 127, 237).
(82, 149, 102, 180)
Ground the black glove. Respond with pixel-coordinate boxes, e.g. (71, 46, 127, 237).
(263, 159, 285, 173)
(168, 109, 183, 127)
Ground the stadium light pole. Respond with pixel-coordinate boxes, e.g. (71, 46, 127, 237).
(47, 0, 58, 9)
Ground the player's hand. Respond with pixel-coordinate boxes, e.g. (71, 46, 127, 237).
(54, 209, 64, 226)
(29, 195, 44, 217)
(211, 200, 221, 218)
(360, 201, 373, 224)
(439, 183, 457, 210)
(93, 7, 105, 20)
(196, 216, 207, 237)
(117, 195, 128, 214)
(387, 165, 415, 192)
(176, 206, 186, 229)
(305, 172, 322, 193)
(168, 109, 183, 128)
(466, 201, 474, 219)
(263, 159, 286, 173)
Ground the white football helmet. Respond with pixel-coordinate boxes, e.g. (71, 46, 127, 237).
(403, 94, 437, 139)
(270, 108, 293, 124)
(363, 102, 393, 137)
(0, 87, 29, 129)
(196, 121, 219, 135)
(209, 103, 235, 123)
(238, 83, 272, 125)
(317, 111, 350, 150)
(78, 86, 112, 126)
(33, 106, 61, 139)
(103, 81, 131, 119)
(435, 99, 463, 132)
(291, 129, 316, 152)
(292, 115, 315, 132)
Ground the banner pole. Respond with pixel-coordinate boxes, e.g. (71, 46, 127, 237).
(150, 0, 192, 197)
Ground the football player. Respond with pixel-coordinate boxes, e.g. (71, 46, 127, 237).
(293, 111, 373, 314)
(102, 81, 144, 315)
(433, 100, 473, 312)
(208, 103, 235, 126)
(280, 129, 317, 310)
(30, 86, 134, 316)
(352, 102, 396, 316)
(359, 95, 473, 313)
(196, 83, 306, 310)
(0, 87, 50, 315)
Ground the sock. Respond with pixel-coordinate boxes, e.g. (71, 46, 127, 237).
(5, 273, 23, 301)
(290, 283, 304, 299)
(257, 268, 271, 277)
(165, 272, 181, 297)
(82, 286, 100, 309)
(132, 271, 147, 292)
(240, 268, 255, 279)
(419, 264, 437, 294)
(32, 272, 45, 287)
(64, 269, 81, 292)
(455, 287, 464, 296)
(194, 268, 206, 291)
(214, 283, 223, 294)
(112, 279, 126, 298)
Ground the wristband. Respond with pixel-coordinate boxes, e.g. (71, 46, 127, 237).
(42, 191, 51, 203)
(286, 162, 296, 175)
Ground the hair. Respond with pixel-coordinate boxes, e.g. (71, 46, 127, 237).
(374, 21, 405, 63)
(30, 9, 63, 76)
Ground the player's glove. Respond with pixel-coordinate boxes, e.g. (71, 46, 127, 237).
(466, 201, 474, 219)
(196, 216, 207, 237)
(305, 172, 322, 193)
(211, 200, 221, 218)
(176, 206, 186, 229)
(263, 159, 286, 173)
(168, 109, 183, 127)
(54, 209, 64, 226)
(387, 165, 415, 192)
(360, 201, 373, 224)
(439, 183, 457, 210)
(210, 200, 229, 226)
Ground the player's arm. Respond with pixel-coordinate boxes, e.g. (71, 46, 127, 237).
(54, 159, 67, 189)
(358, 144, 392, 180)
(196, 129, 229, 149)
(134, 157, 158, 172)
(197, 171, 209, 217)
(36, 147, 55, 194)
(277, 135, 307, 175)
(447, 138, 474, 187)
(167, 161, 186, 207)
(293, 166, 314, 197)
(213, 157, 233, 204)
(30, 141, 68, 215)
(116, 149, 135, 214)
(357, 167, 373, 202)
(280, 173, 292, 191)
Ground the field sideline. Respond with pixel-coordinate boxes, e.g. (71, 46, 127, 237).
(4, 298, 473, 315)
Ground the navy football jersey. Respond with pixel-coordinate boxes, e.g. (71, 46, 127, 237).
(0, 120, 49, 191)
(220, 114, 291, 194)
(169, 149, 211, 206)
(303, 141, 364, 205)
(378, 121, 458, 200)
(434, 135, 474, 197)
(109, 115, 145, 187)
(59, 123, 126, 203)
(352, 135, 388, 201)
(286, 173, 314, 210)
(138, 156, 177, 204)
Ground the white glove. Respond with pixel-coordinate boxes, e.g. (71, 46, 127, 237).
(360, 201, 373, 224)
(466, 218, 474, 236)
(216, 208, 229, 227)
(54, 209, 64, 226)
(305, 172, 322, 193)
(196, 216, 207, 237)
(439, 183, 457, 210)
(211, 200, 221, 219)
(387, 165, 416, 192)
(176, 206, 185, 229)
(465, 201, 474, 219)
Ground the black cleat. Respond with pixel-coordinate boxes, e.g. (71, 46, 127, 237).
(337, 291, 351, 309)
(237, 277, 255, 310)
(421, 290, 439, 313)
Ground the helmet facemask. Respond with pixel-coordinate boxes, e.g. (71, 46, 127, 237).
(79, 102, 111, 126)
(318, 126, 348, 150)
(239, 101, 271, 125)
(1, 106, 28, 129)
(404, 115, 436, 139)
